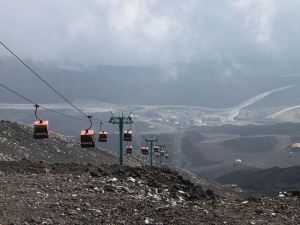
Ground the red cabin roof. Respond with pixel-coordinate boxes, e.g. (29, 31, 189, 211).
(141, 146, 149, 152)
(34, 120, 49, 126)
(126, 145, 133, 153)
(81, 129, 94, 135)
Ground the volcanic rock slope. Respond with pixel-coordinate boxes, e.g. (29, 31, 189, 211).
(0, 120, 300, 224)
(0, 120, 142, 166)
(217, 166, 300, 196)
(0, 161, 299, 225)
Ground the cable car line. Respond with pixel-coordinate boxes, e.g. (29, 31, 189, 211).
(0, 40, 89, 119)
(0, 81, 88, 122)
(34, 104, 42, 121)
(0, 82, 162, 163)
(0, 42, 149, 156)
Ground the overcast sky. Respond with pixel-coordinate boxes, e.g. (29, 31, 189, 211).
(0, 0, 300, 66)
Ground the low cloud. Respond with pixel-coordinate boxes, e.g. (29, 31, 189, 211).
(0, 0, 298, 66)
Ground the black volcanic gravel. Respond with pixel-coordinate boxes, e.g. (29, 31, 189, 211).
(0, 161, 299, 224)
(1, 121, 300, 224)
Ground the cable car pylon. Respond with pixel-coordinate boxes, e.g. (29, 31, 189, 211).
(108, 112, 133, 166)
(145, 137, 158, 166)
(158, 144, 167, 165)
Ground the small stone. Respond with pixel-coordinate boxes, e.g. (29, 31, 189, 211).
(90, 171, 100, 178)
(156, 205, 170, 212)
(108, 178, 118, 182)
(117, 186, 133, 193)
(178, 190, 190, 198)
(278, 192, 285, 198)
(67, 209, 77, 215)
(103, 184, 117, 192)
(94, 209, 101, 214)
(41, 219, 53, 225)
(255, 207, 263, 214)
(84, 202, 91, 207)
(88, 208, 101, 214)
(128, 177, 136, 183)
(145, 217, 154, 224)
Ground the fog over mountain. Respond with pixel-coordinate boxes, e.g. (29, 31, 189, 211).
(1, 0, 300, 108)
(1, 56, 300, 108)
(1, 0, 300, 66)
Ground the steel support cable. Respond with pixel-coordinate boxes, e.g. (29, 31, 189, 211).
(133, 121, 141, 137)
(0, 41, 88, 118)
(0, 82, 88, 122)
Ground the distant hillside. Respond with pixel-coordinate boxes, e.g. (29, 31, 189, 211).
(221, 136, 278, 153)
(1, 56, 299, 108)
(164, 123, 300, 181)
(180, 131, 219, 167)
(217, 166, 300, 195)
(192, 122, 300, 136)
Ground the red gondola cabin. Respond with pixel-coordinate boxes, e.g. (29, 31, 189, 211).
(141, 146, 149, 155)
(33, 120, 49, 139)
(126, 145, 133, 154)
(124, 130, 133, 141)
(98, 131, 108, 142)
(81, 130, 95, 148)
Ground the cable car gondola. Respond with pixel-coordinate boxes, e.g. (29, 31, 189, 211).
(124, 130, 133, 142)
(154, 145, 159, 152)
(98, 122, 108, 142)
(126, 145, 133, 154)
(141, 146, 149, 155)
(81, 116, 95, 148)
(33, 120, 49, 139)
(98, 131, 108, 142)
(33, 104, 49, 139)
(81, 130, 95, 147)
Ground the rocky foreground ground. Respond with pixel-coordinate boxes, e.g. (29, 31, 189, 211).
(0, 160, 299, 225)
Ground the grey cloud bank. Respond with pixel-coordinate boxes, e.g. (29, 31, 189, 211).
(1, 0, 300, 66)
